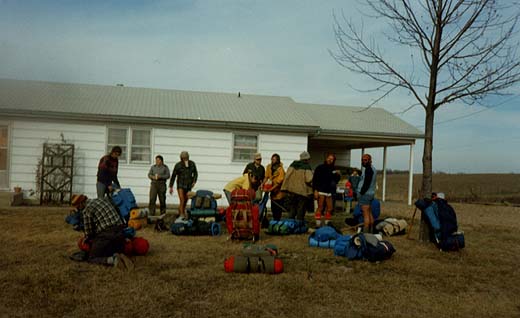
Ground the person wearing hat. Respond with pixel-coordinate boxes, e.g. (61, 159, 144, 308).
(169, 151, 198, 220)
(96, 146, 122, 198)
(312, 153, 341, 227)
(148, 155, 170, 216)
(70, 195, 133, 270)
(242, 152, 266, 184)
(356, 154, 377, 233)
(280, 151, 313, 222)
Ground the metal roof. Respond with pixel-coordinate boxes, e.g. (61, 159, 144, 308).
(295, 102, 423, 138)
(0, 78, 422, 138)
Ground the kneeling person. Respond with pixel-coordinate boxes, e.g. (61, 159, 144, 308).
(71, 195, 133, 269)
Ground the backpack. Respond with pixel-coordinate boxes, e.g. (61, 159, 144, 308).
(439, 232, 465, 251)
(364, 240, 396, 262)
(415, 198, 463, 251)
(266, 219, 308, 235)
(352, 199, 381, 224)
(435, 199, 458, 242)
(111, 188, 138, 221)
(188, 190, 218, 218)
(65, 209, 84, 231)
(170, 219, 221, 236)
(226, 189, 260, 241)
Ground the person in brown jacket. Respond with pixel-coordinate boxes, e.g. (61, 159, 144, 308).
(264, 153, 286, 221)
(280, 151, 313, 222)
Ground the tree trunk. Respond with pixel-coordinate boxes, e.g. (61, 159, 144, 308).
(419, 107, 434, 242)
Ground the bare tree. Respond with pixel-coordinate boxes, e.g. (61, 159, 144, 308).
(331, 0, 520, 241)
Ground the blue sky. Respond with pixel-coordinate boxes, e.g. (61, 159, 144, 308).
(0, 0, 519, 173)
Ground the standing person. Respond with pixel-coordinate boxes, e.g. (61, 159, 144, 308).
(70, 195, 133, 270)
(96, 146, 122, 199)
(243, 152, 265, 183)
(264, 153, 285, 221)
(169, 151, 198, 220)
(148, 155, 170, 216)
(223, 172, 260, 205)
(312, 153, 341, 227)
(280, 151, 313, 222)
(357, 154, 377, 233)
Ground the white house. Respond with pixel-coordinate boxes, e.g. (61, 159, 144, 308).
(0, 79, 423, 204)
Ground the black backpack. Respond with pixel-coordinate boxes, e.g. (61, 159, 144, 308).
(435, 199, 458, 241)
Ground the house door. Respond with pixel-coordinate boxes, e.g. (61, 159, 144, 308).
(0, 126, 8, 190)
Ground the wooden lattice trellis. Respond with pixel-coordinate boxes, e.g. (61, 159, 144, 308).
(39, 143, 74, 205)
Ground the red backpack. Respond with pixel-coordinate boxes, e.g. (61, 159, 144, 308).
(226, 189, 260, 241)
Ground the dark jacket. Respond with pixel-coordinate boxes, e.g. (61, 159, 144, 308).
(169, 160, 198, 190)
(96, 155, 120, 187)
(312, 163, 340, 194)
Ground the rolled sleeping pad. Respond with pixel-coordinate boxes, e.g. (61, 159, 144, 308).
(77, 237, 91, 252)
(308, 236, 336, 249)
(224, 255, 283, 274)
(130, 208, 148, 220)
(128, 219, 143, 230)
(210, 222, 221, 236)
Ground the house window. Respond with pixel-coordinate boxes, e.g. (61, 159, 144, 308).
(107, 127, 151, 164)
(233, 134, 257, 161)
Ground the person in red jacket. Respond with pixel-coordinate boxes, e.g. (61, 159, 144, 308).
(96, 146, 121, 198)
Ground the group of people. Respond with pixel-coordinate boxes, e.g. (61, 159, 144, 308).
(224, 151, 378, 231)
(96, 147, 198, 220)
(72, 146, 377, 268)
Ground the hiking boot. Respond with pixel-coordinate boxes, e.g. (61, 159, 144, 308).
(113, 253, 134, 271)
(69, 250, 87, 262)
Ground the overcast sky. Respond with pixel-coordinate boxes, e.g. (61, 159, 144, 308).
(0, 0, 519, 173)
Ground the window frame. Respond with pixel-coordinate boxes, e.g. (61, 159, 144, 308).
(232, 132, 259, 162)
(107, 126, 152, 165)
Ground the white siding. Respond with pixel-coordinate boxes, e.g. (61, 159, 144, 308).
(10, 120, 106, 198)
(9, 120, 309, 205)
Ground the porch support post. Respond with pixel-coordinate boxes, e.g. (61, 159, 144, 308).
(382, 146, 387, 202)
(408, 143, 414, 205)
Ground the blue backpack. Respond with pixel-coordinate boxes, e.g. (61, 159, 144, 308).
(111, 188, 138, 221)
(352, 199, 381, 224)
(188, 190, 218, 218)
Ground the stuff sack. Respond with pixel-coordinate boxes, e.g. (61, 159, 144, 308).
(439, 232, 465, 251)
(111, 188, 138, 221)
(374, 218, 408, 236)
(188, 190, 218, 218)
(226, 189, 260, 241)
(364, 240, 396, 262)
(266, 219, 308, 235)
(333, 234, 353, 257)
(309, 226, 341, 248)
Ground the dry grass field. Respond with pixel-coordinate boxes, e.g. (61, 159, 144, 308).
(1, 174, 520, 317)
